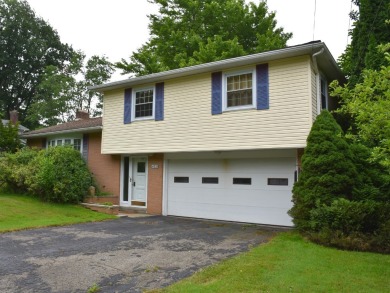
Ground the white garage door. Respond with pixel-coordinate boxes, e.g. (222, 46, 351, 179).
(167, 158, 295, 226)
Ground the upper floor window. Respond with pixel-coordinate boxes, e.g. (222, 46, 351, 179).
(223, 70, 256, 111)
(133, 88, 154, 120)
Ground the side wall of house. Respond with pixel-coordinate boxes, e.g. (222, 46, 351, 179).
(26, 138, 45, 149)
(87, 132, 121, 199)
(102, 56, 313, 154)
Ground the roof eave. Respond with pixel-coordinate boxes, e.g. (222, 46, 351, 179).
(90, 42, 341, 92)
(20, 126, 102, 139)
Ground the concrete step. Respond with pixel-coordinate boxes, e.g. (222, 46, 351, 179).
(119, 206, 147, 214)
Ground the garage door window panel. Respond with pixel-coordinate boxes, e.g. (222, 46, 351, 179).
(174, 177, 189, 183)
(233, 178, 252, 185)
(268, 178, 288, 186)
(202, 177, 219, 184)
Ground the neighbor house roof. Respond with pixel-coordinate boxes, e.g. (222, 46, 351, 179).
(90, 41, 345, 93)
(2, 119, 29, 133)
(20, 117, 102, 138)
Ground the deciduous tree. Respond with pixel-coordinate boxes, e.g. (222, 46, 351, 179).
(0, 0, 75, 127)
(117, 0, 292, 76)
(339, 0, 390, 85)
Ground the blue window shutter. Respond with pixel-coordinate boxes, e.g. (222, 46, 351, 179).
(124, 88, 132, 124)
(82, 134, 89, 161)
(155, 82, 164, 121)
(211, 72, 222, 115)
(256, 63, 269, 110)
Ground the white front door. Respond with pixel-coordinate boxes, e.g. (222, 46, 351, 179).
(131, 158, 147, 203)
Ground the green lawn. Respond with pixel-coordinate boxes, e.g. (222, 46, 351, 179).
(0, 192, 116, 233)
(153, 233, 389, 293)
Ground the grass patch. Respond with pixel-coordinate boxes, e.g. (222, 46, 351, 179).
(0, 192, 116, 233)
(153, 232, 389, 293)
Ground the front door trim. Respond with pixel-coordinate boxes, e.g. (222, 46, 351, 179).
(120, 155, 148, 208)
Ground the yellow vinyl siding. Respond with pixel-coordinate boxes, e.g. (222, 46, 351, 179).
(102, 56, 312, 154)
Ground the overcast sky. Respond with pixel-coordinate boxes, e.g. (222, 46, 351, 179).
(26, 0, 354, 81)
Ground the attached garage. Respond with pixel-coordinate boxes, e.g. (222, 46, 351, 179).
(166, 157, 296, 226)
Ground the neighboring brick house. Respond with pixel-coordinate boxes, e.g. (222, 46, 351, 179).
(86, 41, 344, 226)
(21, 111, 120, 201)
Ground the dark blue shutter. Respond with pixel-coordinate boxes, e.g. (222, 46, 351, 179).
(211, 72, 222, 115)
(256, 63, 269, 110)
(82, 134, 89, 161)
(155, 82, 164, 121)
(124, 88, 132, 124)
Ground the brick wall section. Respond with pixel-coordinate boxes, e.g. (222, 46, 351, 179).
(147, 153, 164, 215)
(27, 138, 45, 149)
(87, 132, 121, 200)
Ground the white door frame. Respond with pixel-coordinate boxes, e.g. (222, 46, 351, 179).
(120, 156, 148, 208)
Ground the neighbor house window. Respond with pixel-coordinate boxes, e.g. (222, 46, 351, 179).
(133, 88, 154, 119)
(225, 71, 255, 110)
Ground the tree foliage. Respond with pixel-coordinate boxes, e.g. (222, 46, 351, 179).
(27, 54, 114, 126)
(0, 121, 22, 153)
(117, 0, 292, 76)
(339, 0, 390, 85)
(331, 46, 390, 171)
(0, 0, 75, 128)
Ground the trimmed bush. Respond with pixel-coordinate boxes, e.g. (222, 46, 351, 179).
(290, 110, 390, 253)
(26, 147, 92, 203)
(289, 110, 358, 230)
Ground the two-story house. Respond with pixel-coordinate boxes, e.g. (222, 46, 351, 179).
(89, 41, 343, 226)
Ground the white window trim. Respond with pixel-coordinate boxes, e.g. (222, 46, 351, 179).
(317, 73, 328, 112)
(47, 137, 83, 153)
(132, 86, 156, 121)
(222, 68, 257, 112)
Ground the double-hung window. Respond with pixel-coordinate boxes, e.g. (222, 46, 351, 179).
(133, 88, 154, 120)
(224, 70, 256, 111)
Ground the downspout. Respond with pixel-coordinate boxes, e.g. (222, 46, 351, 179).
(311, 48, 325, 74)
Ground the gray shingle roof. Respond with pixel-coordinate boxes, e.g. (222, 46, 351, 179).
(2, 120, 29, 133)
(21, 117, 102, 138)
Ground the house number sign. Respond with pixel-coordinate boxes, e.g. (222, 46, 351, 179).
(151, 164, 159, 169)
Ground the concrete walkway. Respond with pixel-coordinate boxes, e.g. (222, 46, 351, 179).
(0, 216, 279, 292)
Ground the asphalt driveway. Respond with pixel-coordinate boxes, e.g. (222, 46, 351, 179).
(0, 216, 280, 292)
